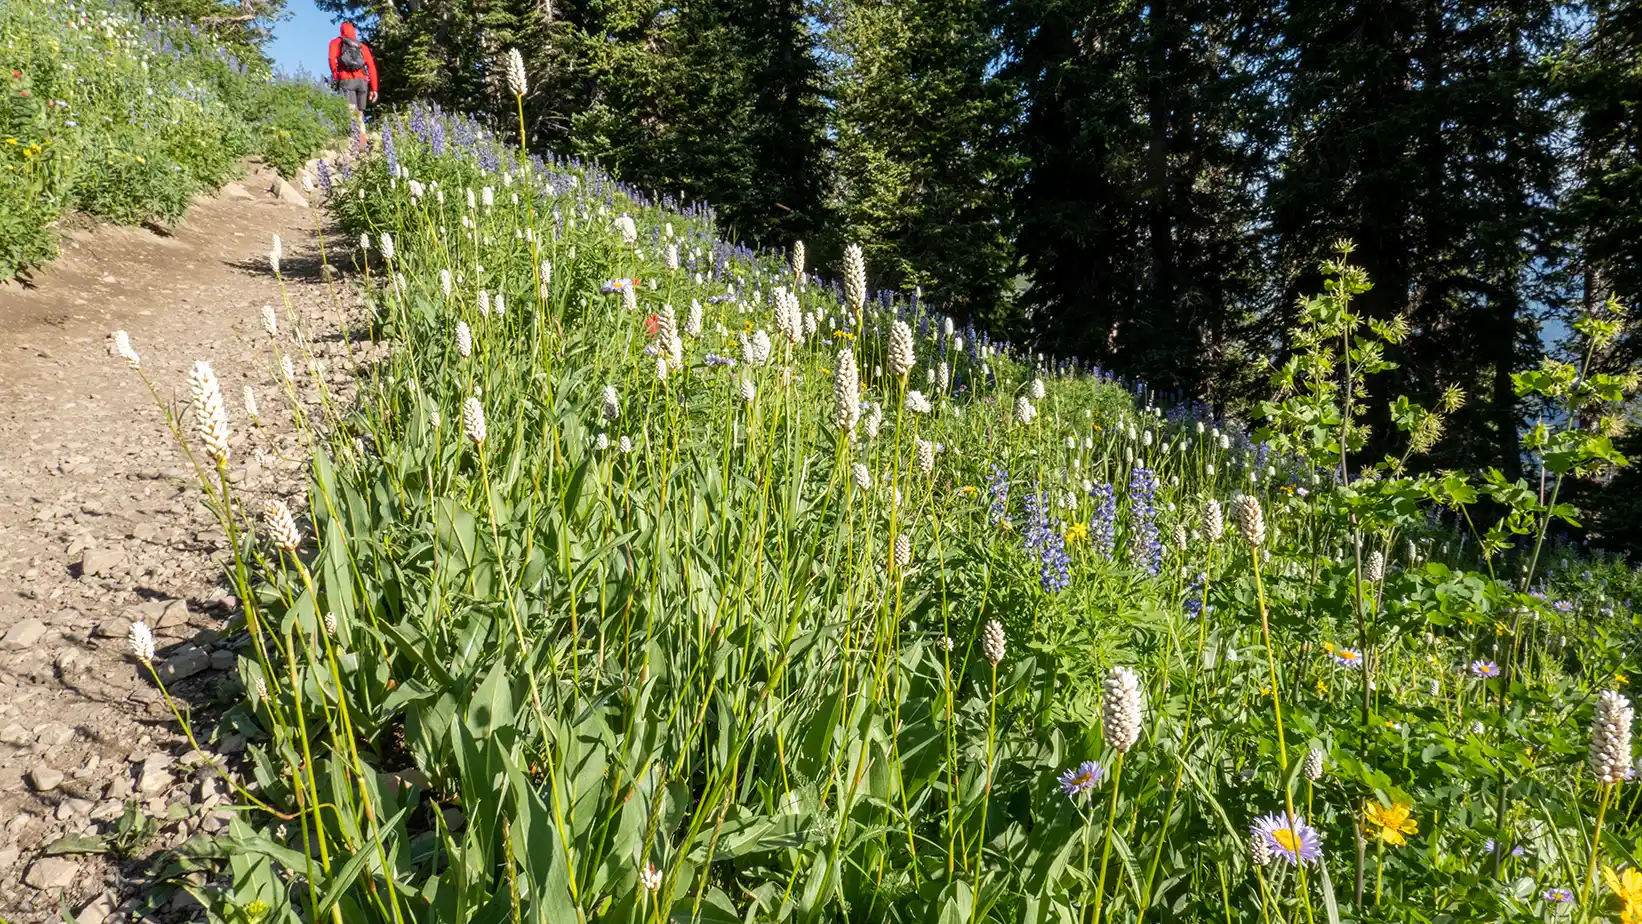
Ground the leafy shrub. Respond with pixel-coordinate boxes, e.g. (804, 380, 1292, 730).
(0, 0, 350, 277)
(0, 168, 57, 276)
(257, 86, 344, 178)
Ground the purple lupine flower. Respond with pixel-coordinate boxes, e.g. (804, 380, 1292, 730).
(1127, 467, 1162, 576)
(1090, 481, 1117, 560)
(704, 353, 737, 368)
(987, 466, 1010, 526)
(1023, 488, 1071, 593)
(1184, 572, 1210, 619)
(383, 123, 396, 177)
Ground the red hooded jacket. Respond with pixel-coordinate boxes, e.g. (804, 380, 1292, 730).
(328, 23, 378, 94)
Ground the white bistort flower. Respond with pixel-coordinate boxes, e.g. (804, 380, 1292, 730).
(1102, 666, 1144, 753)
(463, 397, 487, 446)
(189, 360, 231, 465)
(888, 321, 915, 377)
(1592, 690, 1634, 785)
(842, 243, 866, 312)
(505, 48, 527, 95)
(833, 348, 860, 434)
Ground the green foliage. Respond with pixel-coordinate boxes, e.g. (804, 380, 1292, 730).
(825, 0, 1019, 330)
(0, 0, 348, 278)
(116, 105, 1642, 924)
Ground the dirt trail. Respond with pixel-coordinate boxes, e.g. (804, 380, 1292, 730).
(0, 161, 370, 923)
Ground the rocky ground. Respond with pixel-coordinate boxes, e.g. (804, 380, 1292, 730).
(0, 160, 377, 923)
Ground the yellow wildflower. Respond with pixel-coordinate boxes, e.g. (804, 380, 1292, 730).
(1604, 866, 1642, 924)
(1315, 679, 1328, 694)
(1064, 522, 1089, 544)
(959, 485, 979, 498)
(1364, 801, 1418, 846)
(1617, 673, 1629, 685)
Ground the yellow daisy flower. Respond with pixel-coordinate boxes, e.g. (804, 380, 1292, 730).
(1364, 800, 1418, 846)
(1604, 866, 1642, 924)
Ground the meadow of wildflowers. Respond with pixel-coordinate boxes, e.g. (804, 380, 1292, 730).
(0, 0, 347, 277)
(104, 57, 1642, 924)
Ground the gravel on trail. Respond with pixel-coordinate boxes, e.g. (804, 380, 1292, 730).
(0, 159, 379, 923)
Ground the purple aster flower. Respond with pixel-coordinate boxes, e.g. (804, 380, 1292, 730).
(1470, 659, 1501, 679)
(1542, 887, 1573, 903)
(1332, 648, 1364, 669)
(1058, 760, 1105, 798)
(1251, 811, 1324, 866)
(1553, 600, 1573, 613)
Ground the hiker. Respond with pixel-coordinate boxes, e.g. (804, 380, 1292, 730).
(328, 22, 377, 148)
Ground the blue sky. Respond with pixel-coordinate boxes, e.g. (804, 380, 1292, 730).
(269, 0, 340, 79)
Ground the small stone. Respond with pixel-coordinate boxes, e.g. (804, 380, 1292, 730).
(79, 548, 121, 577)
(0, 723, 30, 745)
(209, 650, 235, 671)
(34, 722, 74, 747)
(137, 754, 172, 794)
(95, 617, 131, 640)
(1, 618, 46, 649)
(105, 775, 133, 800)
(23, 856, 78, 890)
(90, 800, 123, 821)
(77, 891, 115, 924)
(27, 767, 64, 792)
(156, 599, 189, 628)
(273, 179, 310, 207)
(156, 647, 210, 683)
(55, 797, 93, 820)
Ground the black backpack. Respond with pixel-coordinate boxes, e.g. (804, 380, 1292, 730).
(338, 38, 366, 72)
